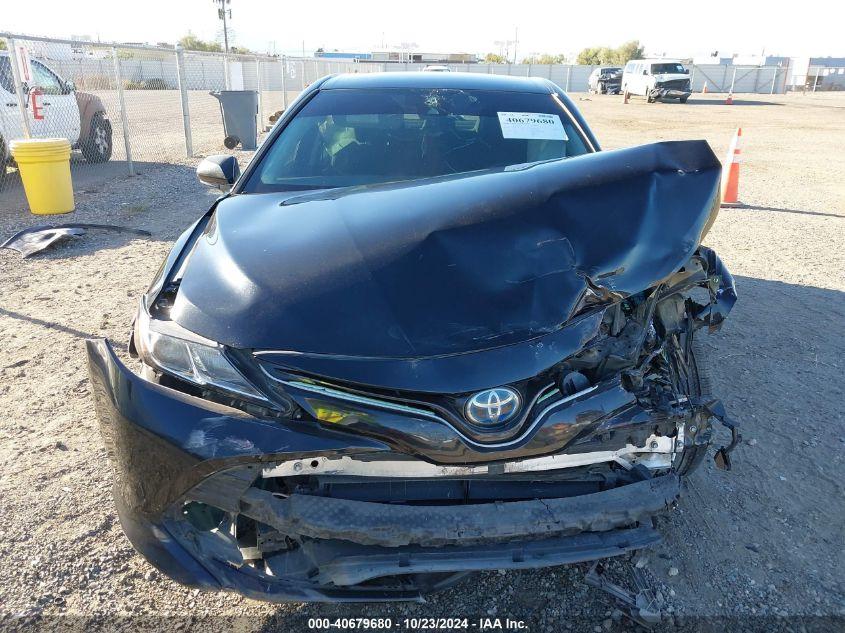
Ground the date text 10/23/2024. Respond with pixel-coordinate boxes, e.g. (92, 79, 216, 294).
(307, 618, 529, 630)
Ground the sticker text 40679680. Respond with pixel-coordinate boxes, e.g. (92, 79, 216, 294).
(497, 112, 568, 141)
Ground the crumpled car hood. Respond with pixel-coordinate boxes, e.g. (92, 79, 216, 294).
(171, 140, 721, 361)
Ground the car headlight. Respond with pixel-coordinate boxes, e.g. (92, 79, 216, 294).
(134, 304, 268, 402)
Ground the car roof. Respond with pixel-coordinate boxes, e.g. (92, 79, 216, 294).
(320, 71, 557, 93)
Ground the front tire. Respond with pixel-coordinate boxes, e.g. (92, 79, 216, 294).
(679, 96, 689, 103)
(82, 112, 113, 163)
(674, 338, 712, 476)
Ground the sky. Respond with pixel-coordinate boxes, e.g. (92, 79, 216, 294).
(3, 0, 843, 59)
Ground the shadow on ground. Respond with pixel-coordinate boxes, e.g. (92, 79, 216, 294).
(0, 163, 211, 258)
(681, 98, 783, 107)
(734, 205, 843, 220)
(1, 160, 177, 205)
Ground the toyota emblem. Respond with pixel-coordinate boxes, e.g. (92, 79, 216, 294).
(465, 387, 521, 426)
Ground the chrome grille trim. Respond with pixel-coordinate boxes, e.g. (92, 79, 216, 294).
(258, 363, 599, 449)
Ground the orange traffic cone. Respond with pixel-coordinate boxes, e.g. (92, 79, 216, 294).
(725, 92, 734, 105)
(721, 128, 743, 207)
(623, 90, 630, 104)
(702, 81, 708, 94)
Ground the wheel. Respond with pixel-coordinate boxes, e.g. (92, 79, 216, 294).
(646, 94, 655, 103)
(673, 337, 713, 476)
(81, 112, 113, 163)
(599, 83, 607, 94)
(679, 96, 689, 103)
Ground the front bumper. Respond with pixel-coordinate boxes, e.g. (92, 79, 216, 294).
(599, 79, 622, 93)
(87, 339, 683, 601)
(650, 87, 692, 100)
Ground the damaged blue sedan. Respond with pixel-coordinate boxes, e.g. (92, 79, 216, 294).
(87, 72, 737, 602)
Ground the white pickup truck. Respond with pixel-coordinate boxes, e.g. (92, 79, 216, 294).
(1, 51, 112, 164)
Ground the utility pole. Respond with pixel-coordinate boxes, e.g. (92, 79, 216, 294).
(513, 27, 518, 64)
(215, 0, 231, 54)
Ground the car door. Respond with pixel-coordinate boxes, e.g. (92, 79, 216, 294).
(30, 60, 81, 144)
(0, 55, 26, 155)
(633, 63, 646, 94)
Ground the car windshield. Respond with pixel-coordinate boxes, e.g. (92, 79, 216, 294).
(244, 88, 591, 192)
(651, 63, 686, 74)
(602, 68, 621, 74)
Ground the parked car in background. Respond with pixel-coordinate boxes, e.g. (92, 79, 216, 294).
(622, 59, 692, 102)
(87, 72, 737, 603)
(0, 51, 113, 164)
(588, 66, 622, 94)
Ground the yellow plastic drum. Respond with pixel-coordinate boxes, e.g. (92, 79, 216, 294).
(10, 138, 75, 215)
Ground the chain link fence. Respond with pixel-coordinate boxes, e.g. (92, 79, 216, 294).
(1, 30, 815, 197)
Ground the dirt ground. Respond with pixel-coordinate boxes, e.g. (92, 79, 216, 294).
(0, 92, 843, 632)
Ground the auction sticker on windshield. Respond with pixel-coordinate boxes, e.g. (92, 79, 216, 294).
(497, 112, 568, 140)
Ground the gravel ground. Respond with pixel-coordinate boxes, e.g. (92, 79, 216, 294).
(0, 92, 843, 632)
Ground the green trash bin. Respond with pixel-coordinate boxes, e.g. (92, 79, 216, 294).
(210, 90, 259, 150)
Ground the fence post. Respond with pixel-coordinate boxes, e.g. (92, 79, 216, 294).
(223, 53, 231, 90)
(565, 65, 572, 92)
(111, 47, 134, 175)
(812, 69, 820, 92)
(690, 65, 696, 89)
(174, 46, 193, 158)
(770, 67, 778, 94)
(254, 56, 264, 130)
(6, 38, 32, 139)
(729, 67, 737, 93)
(280, 56, 288, 110)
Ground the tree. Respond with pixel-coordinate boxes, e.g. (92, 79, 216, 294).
(576, 47, 600, 65)
(522, 53, 567, 65)
(576, 40, 644, 65)
(614, 40, 645, 65)
(179, 33, 222, 53)
(483, 53, 507, 64)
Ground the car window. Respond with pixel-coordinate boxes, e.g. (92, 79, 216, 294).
(31, 61, 64, 95)
(0, 57, 14, 93)
(245, 88, 591, 193)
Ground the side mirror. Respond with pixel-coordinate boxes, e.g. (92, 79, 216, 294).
(197, 155, 241, 190)
(642, 70, 648, 75)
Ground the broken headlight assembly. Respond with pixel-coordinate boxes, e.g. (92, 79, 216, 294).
(133, 303, 269, 404)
